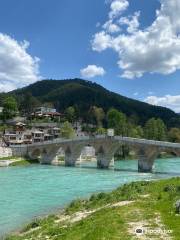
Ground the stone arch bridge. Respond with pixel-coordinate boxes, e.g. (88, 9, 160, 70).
(10, 136, 180, 172)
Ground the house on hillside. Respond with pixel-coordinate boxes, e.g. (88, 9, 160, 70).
(35, 107, 56, 114)
(4, 122, 32, 145)
(31, 130, 44, 143)
(32, 107, 62, 119)
(48, 127, 60, 138)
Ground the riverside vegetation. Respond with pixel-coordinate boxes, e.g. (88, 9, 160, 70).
(0, 156, 39, 166)
(6, 177, 180, 240)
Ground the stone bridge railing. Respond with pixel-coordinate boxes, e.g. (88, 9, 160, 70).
(10, 136, 180, 172)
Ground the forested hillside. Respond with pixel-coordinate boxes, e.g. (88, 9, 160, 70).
(1, 79, 180, 127)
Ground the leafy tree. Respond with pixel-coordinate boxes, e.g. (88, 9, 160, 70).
(82, 125, 96, 134)
(129, 114, 139, 125)
(2, 96, 18, 121)
(60, 121, 75, 139)
(144, 118, 167, 140)
(135, 126, 144, 138)
(73, 105, 80, 121)
(127, 124, 144, 138)
(0, 93, 5, 106)
(144, 118, 157, 140)
(107, 109, 127, 136)
(89, 106, 105, 127)
(96, 127, 107, 135)
(156, 118, 167, 141)
(107, 108, 129, 158)
(65, 106, 76, 123)
(21, 93, 40, 117)
(168, 128, 180, 143)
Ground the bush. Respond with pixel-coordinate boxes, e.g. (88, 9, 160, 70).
(22, 219, 41, 232)
(163, 185, 176, 192)
(66, 199, 85, 214)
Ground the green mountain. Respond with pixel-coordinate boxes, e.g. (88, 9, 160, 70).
(7, 79, 180, 127)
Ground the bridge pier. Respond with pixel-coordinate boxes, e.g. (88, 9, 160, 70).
(137, 146, 158, 173)
(96, 144, 117, 169)
(65, 153, 77, 167)
(41, 147, 59, 165)
(138, 158, 154, 173)
(64, 145, 81, 167)
(97, 154, 114, 169)
(41, 153, 59, 165)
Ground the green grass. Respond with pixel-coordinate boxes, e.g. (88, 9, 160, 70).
(9, 160, 30, 166)
(0, 156, 20, 161)
(57, 156, 65, 162)
(6, 177, 180, 240)
(0, 156, 39, 166)
(9, 159, 39, 166)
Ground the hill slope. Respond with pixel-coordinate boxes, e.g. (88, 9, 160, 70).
(8, 79, 180, 126)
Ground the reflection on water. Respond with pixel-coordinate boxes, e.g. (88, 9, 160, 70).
(0, 157, 180, 236)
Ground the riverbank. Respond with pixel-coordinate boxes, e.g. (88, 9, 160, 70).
(0, 156, 39, 167)
(6, 177, 180, 240)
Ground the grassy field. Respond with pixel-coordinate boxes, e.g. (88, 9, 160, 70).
(6, 177, 180, 240)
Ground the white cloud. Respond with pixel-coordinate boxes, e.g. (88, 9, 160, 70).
(0, 33, 40, 92)
(92, 0, 180, 79)
(109, 0, 129, 19)
(103, 20, 121, 33)
(92, 31, 112, 52)
(118, 11, 140, 33)
(145, 95, 180, 113)
(80, 65, 106, 78)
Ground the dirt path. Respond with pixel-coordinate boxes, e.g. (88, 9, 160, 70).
(55, 200, 134, 224)
(127, 210, 172, 240)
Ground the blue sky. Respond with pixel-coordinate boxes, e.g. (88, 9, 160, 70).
(0, 0, 180, 112)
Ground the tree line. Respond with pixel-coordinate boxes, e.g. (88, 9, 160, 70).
(1, 95, 180, 143)
(65, 105, 180, 143)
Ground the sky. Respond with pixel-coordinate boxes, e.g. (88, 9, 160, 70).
(0, 0, 180, 112)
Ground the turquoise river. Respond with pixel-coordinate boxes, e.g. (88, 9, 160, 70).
(1, 158, 180, 237)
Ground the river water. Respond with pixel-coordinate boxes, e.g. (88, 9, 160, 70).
(0, 158, 180, 237)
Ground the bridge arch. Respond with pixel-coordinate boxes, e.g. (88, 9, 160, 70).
(29, 148, 42, 160)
